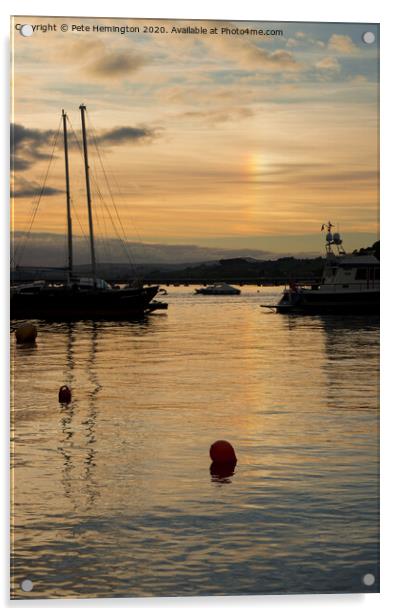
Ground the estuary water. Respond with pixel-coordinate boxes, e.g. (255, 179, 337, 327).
(10, 287, 379, 598)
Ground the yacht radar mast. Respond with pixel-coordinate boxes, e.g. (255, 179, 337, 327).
(321, 221, 346, 256)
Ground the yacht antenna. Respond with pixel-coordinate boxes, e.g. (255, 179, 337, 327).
(79, 103, 97, 288)
(62, 110, 73, 282)
(321, 221, 345, 255)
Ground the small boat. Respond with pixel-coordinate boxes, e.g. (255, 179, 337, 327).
(195, 282, 241, 296)
(261, 222, 379, 314)
(11, 105, 161, 320)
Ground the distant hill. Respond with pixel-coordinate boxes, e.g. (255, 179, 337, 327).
(143, 256, 324, 283)
(353, 240, 380, 260)
(11, 256, 324, 283)
(11, 240, 379, 284)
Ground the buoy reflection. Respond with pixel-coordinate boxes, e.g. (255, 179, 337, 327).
(210, 460, 237, 483)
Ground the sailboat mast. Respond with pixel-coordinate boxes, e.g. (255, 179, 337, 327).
(62, 110, 73, 282)
(79, 103, 97, 288)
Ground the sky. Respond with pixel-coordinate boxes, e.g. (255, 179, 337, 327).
(11, 17, 379, 264)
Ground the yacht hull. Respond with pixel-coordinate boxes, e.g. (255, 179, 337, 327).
(11, 285, 159, 321)
(275, 289, 379, 314)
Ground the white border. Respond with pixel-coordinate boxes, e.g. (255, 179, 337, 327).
(1, 1, 395, 614)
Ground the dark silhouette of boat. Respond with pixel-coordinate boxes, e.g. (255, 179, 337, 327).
(11, 105, 162, 320)
(262, 222, 379, 314)
(195, 282, 240, 295)
(11, 278, 160, 320)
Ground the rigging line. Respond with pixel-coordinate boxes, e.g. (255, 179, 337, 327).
(72, 192, 110, 266)
(65, 118, 91, 247)
(89, 119, 158, 269)
(14, 116, 62, 265)
(68, 116, 137, 275)
(89, 139, 154, 273)
(94, 144, 141, 239)
(70, 197, 89, 243)
(86, 114, 138, 268)
(66, 116, 82, 153)
(94, 144, 151, 265)
(14, 115, 63, 266)
(72, 195, 109, 274)
(92, 195, 112, 268)
(68, 117, 111, 267)
(86, 115, 127, 232)
(11, 199, 37, 267)
(93, 189, 113, 266)
(71, 196, 107, 275)
(87, 142, 137, 272)
(11, 157, 53, 267)
(91, 146, 137, 272)
(91, 167, 137, 274)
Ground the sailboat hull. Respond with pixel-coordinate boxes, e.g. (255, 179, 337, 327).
(11, 285, 160, 321)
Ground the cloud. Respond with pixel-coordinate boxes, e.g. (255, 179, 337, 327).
(11, 123, 57, 171)
(328, 34, 357, 55)
(285, 38, 300, 48)
(11, 124, 52, 150)
(88, 50, 147, 78)
(192, 26, 302, 73)
(142, 19, 301, 72)
(286, 34, 325, 49)
(349, 74, 368, 84)
(223, 165, 378, 189)
(97, 126, 157, 145)
(64, 39, 149, 81)
(315, 56, 341, 72)
(11, 177, 64, 199)
(178, 106, 254, 125)
(241, 47, 301, 71)
(12, 157, 33, 171)
(11, 122, 159, 173)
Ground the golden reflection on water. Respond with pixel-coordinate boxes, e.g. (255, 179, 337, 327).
(11, 288, 379, 598)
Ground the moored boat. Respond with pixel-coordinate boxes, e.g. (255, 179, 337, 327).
(11, 278, 159, 320)
(11, 105, 161, 320)
(261, 222, 379, 314)
(195, 282, 241, 296)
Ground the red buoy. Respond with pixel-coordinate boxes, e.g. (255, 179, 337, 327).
(209, 440, 237, 465)
(58, 385, 72, 404)
(15, 323, 37, 344)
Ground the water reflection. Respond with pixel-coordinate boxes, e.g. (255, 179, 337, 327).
(55, 317, 165, 512)
(58, 324, 76, 505)
(210, 461, 237, 484)
(57, 323, 102, 511)
(281, 312, 379, 334)
(81, 323, 101, 509)
(11, 291, 379, 598)
(59, 405, 75, 502)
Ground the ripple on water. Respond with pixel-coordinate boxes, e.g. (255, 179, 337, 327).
(11, 291, 379, 598)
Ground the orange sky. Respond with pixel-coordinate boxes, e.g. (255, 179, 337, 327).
(11, 17, 379, 256)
